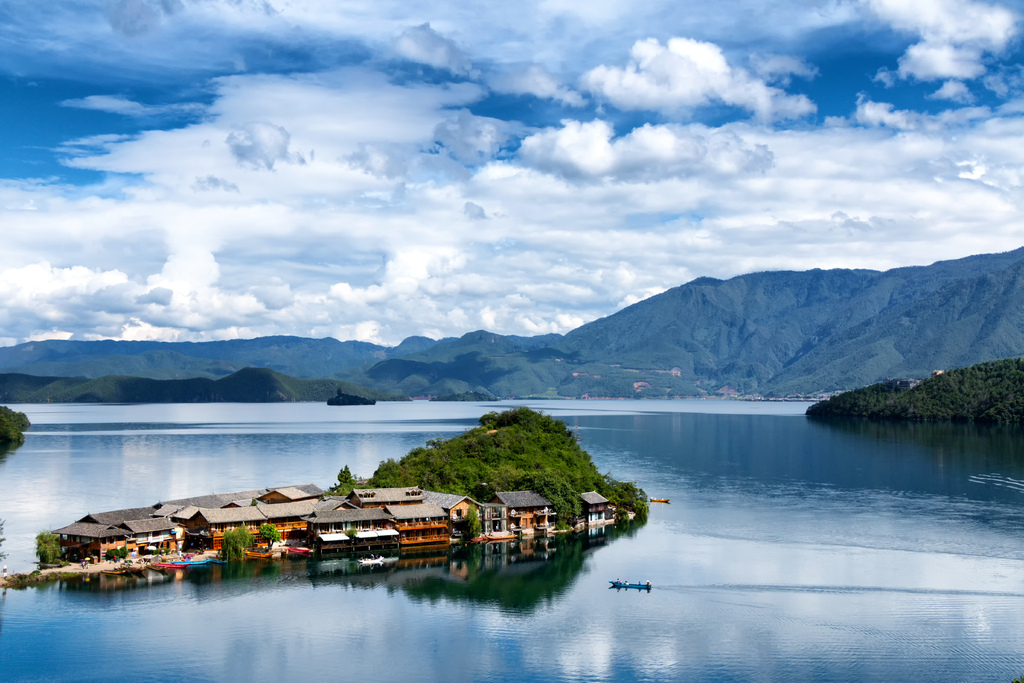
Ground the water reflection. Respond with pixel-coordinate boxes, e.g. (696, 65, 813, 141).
(56, 525, 642, 614)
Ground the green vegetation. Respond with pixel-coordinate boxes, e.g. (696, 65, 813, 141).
(332, 465, 358, 497)
(0, 406, 29, 442)
(0, 519, 6, 561)
(365, 407, 647, 521)
(35, 531, 59, 564)
(466, 505, 481, 539)
(0, 367, 408, 404)
(258, 523, 281, 547)
(104, 546, 129, 561)
(807, 358, 1024, 423)
(327, 390, 375, 405)
(430, 391, 498, 402)
(220, 526, 254, 561)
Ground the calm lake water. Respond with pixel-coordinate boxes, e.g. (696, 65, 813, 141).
(3, 399, 1024, 682)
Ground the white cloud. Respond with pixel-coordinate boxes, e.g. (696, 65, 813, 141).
(61, 95, 203, 118)
(225, 121, 304, 171)
(518, 119, 773, 180)
(433, 110, 512, 165)
(929, 80, 975, 103)
(866, 0, 1018, 82)
(394, 23, 475, 77)
(580, 37, 816, 121)
(488, 64, 586, 107)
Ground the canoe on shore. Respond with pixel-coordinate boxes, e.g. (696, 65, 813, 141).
(245, 549, 276, 559)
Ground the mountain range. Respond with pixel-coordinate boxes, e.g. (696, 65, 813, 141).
(4, 247, 1024, 398)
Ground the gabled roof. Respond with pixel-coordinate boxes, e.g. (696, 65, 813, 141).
(160, 489, 268, 509)
(305, 508, 394, 523)
(256, 500, 318, 519)
(196, 507, 268, 524)
(384, 503, 447, 520)
(52, 522, 127, 539)
(422, 490, 478, 510)
(77, 506, 160, 525)
(350, 486, 424, 505)
(314, 496, 351, 511)
(492, 491, 551, 508)
(119, 518, 180, 534)
(580, 491, 609, 505)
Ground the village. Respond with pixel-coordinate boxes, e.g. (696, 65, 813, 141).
(44, 483, 616, 567)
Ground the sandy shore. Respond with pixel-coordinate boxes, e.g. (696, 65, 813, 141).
(0, 550, 221, 588)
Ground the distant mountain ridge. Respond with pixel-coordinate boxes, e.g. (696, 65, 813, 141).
(4, 248, 1024, 398)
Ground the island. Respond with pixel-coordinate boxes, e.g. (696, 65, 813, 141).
(351, 406, 648, 524)
(327, 390, 375, 405)
(0, 405, 30, 443)
(806, 358, 1024, 423)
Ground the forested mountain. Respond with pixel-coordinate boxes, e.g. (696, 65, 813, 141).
(806, 358, 1024, 423)
(0, 367, 408, 403)
(4, 248, 1024, 397)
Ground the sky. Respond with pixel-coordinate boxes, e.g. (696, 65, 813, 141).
(2, 0, 1024, 347)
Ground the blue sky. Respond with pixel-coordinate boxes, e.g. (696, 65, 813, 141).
(2, 0, 1024, 346)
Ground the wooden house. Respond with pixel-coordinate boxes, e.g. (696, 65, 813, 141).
(305, 508, 398, 552)
(384, 503, 450, 546)
(422, 490, 482, 540)
(52, 522, 129, 560)
(348, 486, 425, 508)
(173, 506, 268, 551)
(490, 491, 555, 533)
(118, 517, 182, 553)
(256, 500, 318, 542)
(256, 484, 324, 505)
(579, 491, 610, 525)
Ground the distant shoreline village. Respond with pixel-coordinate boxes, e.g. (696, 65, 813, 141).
(46, 483, 614, 563)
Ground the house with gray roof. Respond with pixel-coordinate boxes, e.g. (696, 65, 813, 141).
(490, 491, 555, 533)
(422, 490, 482, 539)
(53, 522, 129, 560)
(384, 503, 449, 546)
(579, 491, 611, 525)
(349, 486, 424, 508)
(305, 507, 397, 552)
(257, 484, 324, 504)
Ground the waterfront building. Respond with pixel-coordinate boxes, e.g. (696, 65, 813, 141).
(421, 490, 482, 540)
(490, 491, 555, 533)
(348, 486, 425, 508)
(384, 503, 449, 546)
(579, 491, 611, 525)
(304, 508, 398, 552)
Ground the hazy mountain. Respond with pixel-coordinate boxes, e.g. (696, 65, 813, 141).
(4, 248, 1024, 398)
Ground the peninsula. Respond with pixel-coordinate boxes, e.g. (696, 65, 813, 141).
(0, 405, 29, 442)
(806, 358, 1024, 423)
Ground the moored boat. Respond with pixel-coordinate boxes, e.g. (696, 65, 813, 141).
(245, 549, 276, 559)
(650, 498, 670, 503)
(286, 547, 313, 556)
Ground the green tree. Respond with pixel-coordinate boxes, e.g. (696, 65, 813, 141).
(466, 505, 481, 540)
(0, 406, 30, 443)
(258, 523, 281, 548)
(35, 531, 60, 563)
(334, 465, 357, 495)
(220, 526, 254, 562)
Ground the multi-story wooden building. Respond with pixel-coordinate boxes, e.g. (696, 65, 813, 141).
(173, 506, 268, 551)
(348, 486, 425, 508)
(579, 491, 611, 525)
(490, 491, 555, 533)
(422, 490, 482, 540)
(305, 508, 398, 552)
(256, 500, 318, 543)
(384, 503, 449, 546)
(256, 484, 324, 505)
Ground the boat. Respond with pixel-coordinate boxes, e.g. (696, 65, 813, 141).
(245, 549, 276, 560)
(609, 580, 652, 590)
(151, 561, 191, 569)
(101, 567, 133, 576)
(286, 547, 313, 556)
(357, 555, 385, 566)
(650, 498, 671, 504)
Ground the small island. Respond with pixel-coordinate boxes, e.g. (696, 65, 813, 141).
(806, 358, 1024, 423)
(327, 390, 375, 406)
(0, 405, 30, 443)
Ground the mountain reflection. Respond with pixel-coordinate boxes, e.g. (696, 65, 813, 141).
(55, 523, 641, 613)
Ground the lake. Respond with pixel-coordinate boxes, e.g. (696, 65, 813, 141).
(3, 399, 1024, 682)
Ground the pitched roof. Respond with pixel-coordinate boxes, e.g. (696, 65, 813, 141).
(78, 506, 160, 525)
(196, 507, 268, 524)
(314, 496, 351, 511)
(256, 500, 318, 519)
(52, 522, 127, 539)
(384, 503, 447, 520)
(580, 491, 609, 505)
(119, 518, 180, 533)
(351, 486, 424, 504)
(160, 489, 268, 509)
(422, 490, 477, 509)
(306, 508, 394, 523)
(492, 491, 551, 508)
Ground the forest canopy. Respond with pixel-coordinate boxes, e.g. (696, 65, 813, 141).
(364, 407, 647, 521)
(0, 406, 29, 443)
(806, 358, 1024, 423)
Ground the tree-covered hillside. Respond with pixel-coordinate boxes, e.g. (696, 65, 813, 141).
(0, 367, 408, 403)
(0, 406, 30, 442)
(363, 407, 648, 521)
(806, 358, 1024, 423)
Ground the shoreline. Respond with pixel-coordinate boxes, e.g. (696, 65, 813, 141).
(0, 550, 220, 589)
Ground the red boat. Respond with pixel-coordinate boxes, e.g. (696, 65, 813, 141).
(286, 547, 312, 556)
(151, 561, 190, 569)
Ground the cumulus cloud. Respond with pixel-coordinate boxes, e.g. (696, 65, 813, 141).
(225, 121, 304, 170)
(464, 201, 487, 220)
(105, 0, 183, 37)
(394, 23, 475, 77)
(928, 80, 974, 102)
(488, 64, 586, 107)
(192, 175, 240, 192)
(518, 119, 773, 180)
(433, 110, 512, 165)
(580, 37, 816, 122)
(867, 0, 1018, 82)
